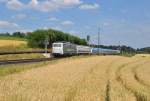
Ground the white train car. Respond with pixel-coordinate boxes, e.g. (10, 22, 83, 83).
(76, 45, 92, 54)
(52, 42, 76, 56)
(92, 48, 120, 55)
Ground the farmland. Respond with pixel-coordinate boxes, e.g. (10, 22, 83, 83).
(0, 40, 26, 48)
(0, 38, 45, 52)
(0, 55, 150, 101)
(0, 39, 28, 52)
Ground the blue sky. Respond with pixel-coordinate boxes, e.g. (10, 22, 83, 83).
(0, 0, 150, 48)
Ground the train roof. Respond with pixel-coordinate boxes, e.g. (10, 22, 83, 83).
(53, 41, 70, 43)
(92, 48, 120, 51)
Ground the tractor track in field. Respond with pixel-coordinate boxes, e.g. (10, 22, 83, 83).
(115, 59, 150, 101)
(64, 58, 118, 101)
(104, 57, 139, 101)
(115, 60, 140, 101)
(132, 61, 150, 88)
(64, 59, 107, 101)
(132, 61, 150, 89)
(104, 59, 120, 101)
(131, 62, 149, 101)
(105, 80, 111, 101)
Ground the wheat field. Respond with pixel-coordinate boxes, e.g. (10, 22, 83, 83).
(0, 55, 150, 101)
(0, 40, 26, 47)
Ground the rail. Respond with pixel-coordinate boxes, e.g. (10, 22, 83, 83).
(0, 50, 51, 55)
(0, 58, 54, 65)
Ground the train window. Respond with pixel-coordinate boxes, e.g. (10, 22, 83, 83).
(53, 44, 61, 47)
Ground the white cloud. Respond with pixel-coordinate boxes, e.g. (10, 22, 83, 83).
(103, 22, 111, 27)
(28, 0, 57, 12)
(61, 20, 74, 26)
(42, 26, 49, 30)
(11, 14, 27, 20)
(48, 17, 59, 21)
(28, 0, 38, 8)
(40, 26, 62, 31)
(2, 0, 82, 12)
(53, 0, 82, 6)
(15, 28, 32, 33)
(51, 26, 62, 30)
(0, 20, 18, 29)
(28, 0, 82, 12)
(79, 3, 99, 10)
(39, 1, 58, 12)
(69, 30, 79, 35)
(6, 0, 24, 10)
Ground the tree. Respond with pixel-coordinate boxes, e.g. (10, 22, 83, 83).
(27, 29, 87, 48)
(137, 47, 150, 53)
(0, 32, 10, 36)
(12, 32, 25, 38)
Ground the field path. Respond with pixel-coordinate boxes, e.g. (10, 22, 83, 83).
(0, 55, 150, 101)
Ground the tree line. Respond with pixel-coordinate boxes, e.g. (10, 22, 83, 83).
(27, 29, 87, 48)
(137, 47, 150, 54)
(0, 32, 26, 38)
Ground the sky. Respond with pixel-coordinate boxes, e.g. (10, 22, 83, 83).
(0, 0, 150, 48)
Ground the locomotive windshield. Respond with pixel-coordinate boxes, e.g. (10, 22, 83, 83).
(53, 44, 61, 47)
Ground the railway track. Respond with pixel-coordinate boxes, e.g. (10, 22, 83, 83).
(0, 58, 54, 65)
(0, 50, 51, 55)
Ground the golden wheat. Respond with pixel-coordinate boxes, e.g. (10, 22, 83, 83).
(0, 55, 150, 101)
(135, 62, 150, 87)
(0, 40, 26, 47)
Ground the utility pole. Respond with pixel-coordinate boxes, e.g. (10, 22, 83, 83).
(118, 41, 121, 54)
(87, 35, 90, 46)
(98, 27, 100, 55)
(45, 36, 49, 54)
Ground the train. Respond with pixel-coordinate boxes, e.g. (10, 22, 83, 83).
(92, 48, 120, 55)
(52, 42, 120, 56)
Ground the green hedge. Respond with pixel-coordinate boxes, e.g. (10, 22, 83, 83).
(27, 29, 87, 48)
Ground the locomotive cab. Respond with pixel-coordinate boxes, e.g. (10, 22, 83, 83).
(52, 43, 63, 55)
(52, 42, 76, 56)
